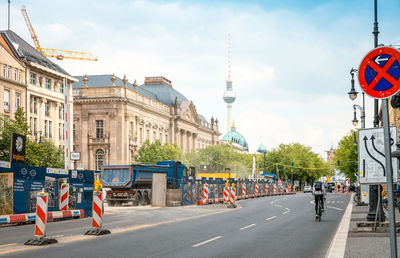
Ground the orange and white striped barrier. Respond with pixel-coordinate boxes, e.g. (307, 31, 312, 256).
(228, 184, 237, 208)
(85, 191, 110, 235)
(292, 185, 296, 192)
(334, 187, 337, 195)
(223, 186, 230, 203)
(203, 183, 209, 200)
(242, 183, 246, 198)
(273, 184, 277, 194)
(280, 185, 283, 193)
(60, 183, 69, 211)
(24, 192, 57, 246)
(265, 184, 269, 195)
(255, 181, 259, 196)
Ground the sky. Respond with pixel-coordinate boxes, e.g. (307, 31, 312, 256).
(2, 0, 400, 159)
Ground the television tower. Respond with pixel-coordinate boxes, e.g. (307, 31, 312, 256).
(223, 33, 236, 133)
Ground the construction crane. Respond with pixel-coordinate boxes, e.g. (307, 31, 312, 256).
(21, 6, 98, 61)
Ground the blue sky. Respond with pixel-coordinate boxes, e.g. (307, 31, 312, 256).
(2, 0, 400, 159)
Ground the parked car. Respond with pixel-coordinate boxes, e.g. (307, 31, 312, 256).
(304, 185, 312, 193)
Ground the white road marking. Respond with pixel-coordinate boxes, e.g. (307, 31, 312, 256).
(48, 235, 64, 238)
(285, 207, 290, 211)
(265, 216, 277, 221)
(192, 236, 223, 247)
(274, 204, 282, 207)
(283, 211, 290, 214)
(240, 223, 256, 230)
(270, 201, 274, 204)
(326, 193, 353, 258)
(327, 206, 343, 211)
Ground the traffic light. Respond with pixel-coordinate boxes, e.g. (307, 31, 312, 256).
(291, 162, 294, 168)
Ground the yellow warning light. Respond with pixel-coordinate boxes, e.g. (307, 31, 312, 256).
(94, 179, 102, 193)
(232, 183, 235, 187)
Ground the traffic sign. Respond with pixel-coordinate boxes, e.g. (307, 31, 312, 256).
(358, 46, 400, 99)
(358, 127, 399, 184)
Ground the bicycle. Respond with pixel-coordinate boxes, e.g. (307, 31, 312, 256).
(354, 186, 361, 204)
(316, 197, 322, 221)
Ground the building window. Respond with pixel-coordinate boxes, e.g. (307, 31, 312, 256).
(165, 134, 168, 143)
(3, 90, 10, 112)
(160, 132, 162, 142)
(33, 118, 37, 133)
(30, 73, 37, 85)
(59, 123, 62, 140)
(49, 121, 52, 139)
(18, 70, 21, 82)
(95, 149, 104, 171)
(14, 68, 17, 81)
(146, 129, 150, 140)
(44, 121, 48, 138)
(153, 131, 156, 142)
(96, 120, 104, 138)
(30, 117, 33, 135)
(130, 122, 133, 136)
(73, 124, 76, 138)
(60, 82, 64, 93)
(33, 97, 38, 114)
(2, 65, 6, 77)
(15, 93, 21, 108)
(140, 128, 143, 143)
(7, 66, 11, 79)
(44, 102, 50, 117)
(59, 106, 63, 120)
(45, 78, 51, 90)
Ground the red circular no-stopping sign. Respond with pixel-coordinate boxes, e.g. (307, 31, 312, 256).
(358, 46, 400, 99)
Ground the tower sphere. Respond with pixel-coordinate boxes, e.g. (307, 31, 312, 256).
(223, 90, 236, 104)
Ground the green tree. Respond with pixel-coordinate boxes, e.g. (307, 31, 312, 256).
(264, 143, 329, 184)
(184, 144, 253, 178)
(0, 107, 64, 168)
(135, 140, 182, 164)
(0, 107, 29, 161)
(333, 129, 358, 181)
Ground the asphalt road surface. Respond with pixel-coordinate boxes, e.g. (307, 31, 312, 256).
(0, 192, 350, 258)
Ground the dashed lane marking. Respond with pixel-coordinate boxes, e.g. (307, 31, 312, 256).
(240, 223, 256, 230)
(327, 206, 343, 211)
(265, 216, 277, 221)
(192, 236, 222, 247)
(283, 211, 290, 214)
(285, 208, 290, 211)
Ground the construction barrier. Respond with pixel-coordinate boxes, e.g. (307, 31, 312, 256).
(242, 183, 246, 198)
(274, 184, 277, 194)
(223, 185, 230, 203)
(228, 184, 237, 208)
(203, 183, 209, 200)
(265, 184, 269, 195)
(60, 183, 69, 211)
(85, 191, 110, 236)
(24, 192, 57, 246)
(255, 181, 259, 196)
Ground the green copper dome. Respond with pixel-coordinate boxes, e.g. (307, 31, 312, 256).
(257, 144, 267, 154)
(221, 123, 249, 151)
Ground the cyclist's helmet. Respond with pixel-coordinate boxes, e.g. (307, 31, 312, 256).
(314, 181, 323, 191)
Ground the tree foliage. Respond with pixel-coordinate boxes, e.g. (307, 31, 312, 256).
(184, 142, 329, 183)
(263, 143, 330, 183)
(135, 140, 182, 164)
(333, 129, 358, 181)
(0, 107, 64, 168)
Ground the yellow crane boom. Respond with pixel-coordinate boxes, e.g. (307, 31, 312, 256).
(20, 6, 98, 61)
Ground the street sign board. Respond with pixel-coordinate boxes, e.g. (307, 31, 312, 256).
(71, 152, 80, 161)
(358, 46, 400, 99)
(358, 127, 399, 184)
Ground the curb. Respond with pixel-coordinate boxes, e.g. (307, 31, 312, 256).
(0, 209, 85, 225)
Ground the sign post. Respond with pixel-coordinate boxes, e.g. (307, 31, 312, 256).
(358, 46, 400, 257)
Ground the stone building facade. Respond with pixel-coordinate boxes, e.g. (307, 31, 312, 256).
(72, 75, 220, 170)
(0, 30, 76, 153)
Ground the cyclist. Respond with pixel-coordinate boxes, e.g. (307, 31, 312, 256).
(313, 181, 326, 219)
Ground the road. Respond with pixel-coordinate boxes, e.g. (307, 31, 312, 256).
(0, 192, 350, 258)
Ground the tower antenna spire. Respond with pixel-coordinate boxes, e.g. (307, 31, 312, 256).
(228, 33, 231, 80)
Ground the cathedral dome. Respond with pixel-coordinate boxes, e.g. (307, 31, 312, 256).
(221, 123, 248, 152)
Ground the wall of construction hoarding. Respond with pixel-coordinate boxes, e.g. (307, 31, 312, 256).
(182, 177, 289, 205)
(0, 163, 97, 217)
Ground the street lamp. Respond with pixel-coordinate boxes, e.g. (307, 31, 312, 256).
(257, 144, 267, 176)
(348, 68, 365, 129)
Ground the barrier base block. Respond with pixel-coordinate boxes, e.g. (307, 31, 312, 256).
(24, 237, 58, 246)
(85, 228, 111, 236)
(227, 204, 237, 208)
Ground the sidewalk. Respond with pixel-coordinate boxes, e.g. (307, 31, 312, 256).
(344, 200, 400, 257)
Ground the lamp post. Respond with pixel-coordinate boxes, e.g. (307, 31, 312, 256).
(257, 144, 267, 176)
(348, 68, 366, 129)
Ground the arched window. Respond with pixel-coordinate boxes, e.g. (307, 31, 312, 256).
(95, 149, 104, 171)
